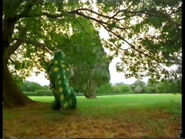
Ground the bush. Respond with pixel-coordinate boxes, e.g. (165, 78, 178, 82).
(36, 90, 52, 96)
(96, 83, 133, 95)
(131, 80, 146, 93)
(20, 81, 50, 92)
(112, 85, 133, 94)
(96, 83, 113, 94)
(23, 91, 38, 96)
(146, 86, 157, 93)
(24, 90, 53, 96)
(145, 79, 182, 94)
(134, 86, 142, 93)
(75, 93, 84, 96)
(156, 80, 181, 94)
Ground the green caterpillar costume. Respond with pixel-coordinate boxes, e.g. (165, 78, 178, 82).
(47, 51, 77, 110)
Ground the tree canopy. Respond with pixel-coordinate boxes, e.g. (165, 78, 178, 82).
(4, 0, 181, 81)
(3, 0, 182, 106)
(58, 17, 110, 97)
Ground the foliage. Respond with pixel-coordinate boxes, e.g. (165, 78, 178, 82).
(96, 83, 113, 94)
(12, 74, 24, 89)
(3, 0, 182, 100)
(7, 5, 110, 97)
(20, 81, 49, 92)
(23, 91, 38, 96)
(24, 90, 52, 96)
(131, 80, 146, 93)
(96, 83, 133, 94)
(36, 90, 52, 96)
(145, 78, 181, 94)
(155, 80, 181, 94)
(112, 84, 133, 94)
(134, 86, 142, 93)
(60, 17, 110, 96)
(146, 83, 157, 94)
(100, 0, 182, 80)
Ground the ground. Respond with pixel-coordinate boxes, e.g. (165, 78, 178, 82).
(3, 94, 181, 138)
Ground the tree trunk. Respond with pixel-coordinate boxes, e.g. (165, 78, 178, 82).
(84, 81, 96, 99)
(3, 65, 33, 108)
(3, 15, 34, 108)
(84, 91, 96, 99)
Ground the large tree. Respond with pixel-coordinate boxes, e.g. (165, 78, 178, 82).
(57, 17, 110, 98)
(3, 0, 181, 107)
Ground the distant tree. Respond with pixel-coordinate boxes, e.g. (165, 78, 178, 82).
(114, 82, 125, 86)
(134, 86, 142, 94)
(156, 79, 181, 94)
(131, 80, 146, 93)
(112, 84, 133, 94)
(42, 85, 50, 90)
(20, 81, 48, 92)
(96, 83, 113, 94)
(146, 79, 158, 93)
(146, 78, 181, 94)
(61, 17, 110, 98)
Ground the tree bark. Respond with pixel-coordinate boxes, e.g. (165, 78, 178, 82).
(3, 65, 33, 108)
(84, 81, 96, 99)
(84, 91, 96, 99)
(3, 15, 33, 108)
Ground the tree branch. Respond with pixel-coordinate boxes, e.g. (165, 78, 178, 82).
(111, 2, 133, 18)
(12, 39, 52, 55)
(68, 9, 167, 65)
(25, 40, 52, 54)
(101, 23, 166, 65)
(4, 40, 23, 62)
(17, 12, 64, 20)
(69, 11, 128, 31)
(71, 16, 89, 35)
(71, 8, 120, 21)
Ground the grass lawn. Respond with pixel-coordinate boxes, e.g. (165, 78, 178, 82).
(3, 94, 181, 138)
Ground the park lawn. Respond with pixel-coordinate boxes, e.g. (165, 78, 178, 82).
(3, 94, 181, 138)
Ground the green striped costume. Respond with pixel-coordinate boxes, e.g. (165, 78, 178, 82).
(47, 51, 77, 110)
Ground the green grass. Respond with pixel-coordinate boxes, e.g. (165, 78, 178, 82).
(29, 94, 181, 116)
(4, 94, 181, 138)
